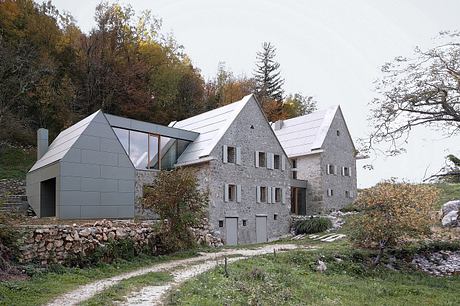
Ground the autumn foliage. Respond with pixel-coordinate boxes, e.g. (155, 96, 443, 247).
(350, 182, 439, 264)
(143, 168, 208, 253)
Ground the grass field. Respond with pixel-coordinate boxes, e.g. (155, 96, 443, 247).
(0, 146, 35, 180)
(169, 245, 460, 306)
(436, 183, 460, 207)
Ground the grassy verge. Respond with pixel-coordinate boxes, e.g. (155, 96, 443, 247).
(0, 145, 35, 180)
(81, 271, 172, 306)
(169, 246, 460, 305)
(436, 183, 460, 207)
(0, 250, 198, 306)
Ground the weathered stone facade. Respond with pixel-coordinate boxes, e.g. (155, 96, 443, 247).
(134, 170, 158, 219)
(320, 110, 357, 212)
(197, 98, 291, 244)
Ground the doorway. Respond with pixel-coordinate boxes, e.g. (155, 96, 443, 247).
(40, 178, 56, 217)
(291, 187, 307, 215)
(225, 217, 238, 245)
(256, 216, 267, 243)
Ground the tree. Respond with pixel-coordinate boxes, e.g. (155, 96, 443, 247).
(425, 154, 460, 183)
(366, 31, 460, 156)
(143, 168, 209, 252)
(282, 93, 317, 119)
(254, 42, 285, 121)
(350, 182, 439, 266)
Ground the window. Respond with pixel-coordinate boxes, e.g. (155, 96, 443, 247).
(274, 154, 280, 169)
(242, 220, 247, 226)
(345, 190, 350, 198)
(342, 167, 351, 177)
(228, 184, 236, 201)
(260, 186, 267, 203)
(337, 130, 340, 136)
(112, 127, 190, 170)
(219, 220, 224, 227)
(227, 146, 236, 163)
(327, 189, 334, 197)
(274, 214, 278, 220)
(259, 152, 266, 167)
(327, 164, 336, 175)
(275, 187, 282, 203)
(291, 158, 297, 179)
(130, 130, 149, 169)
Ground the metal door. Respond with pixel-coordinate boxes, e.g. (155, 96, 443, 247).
(256, 216, 267, 243)
(225, 217, 238, 245)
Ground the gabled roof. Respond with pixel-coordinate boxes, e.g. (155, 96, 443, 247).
(171, 94, 253, 165)
(29, 110, 104, 172)
(271, 105, 340, 158)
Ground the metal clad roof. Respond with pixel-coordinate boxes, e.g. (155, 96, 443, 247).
(173, 94, 253, 165)
(28, 111, 102, 172)
(272, 106, 339, 157)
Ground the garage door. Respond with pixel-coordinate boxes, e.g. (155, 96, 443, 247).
(256, 216, 267, 243)
(225, 217, 238, 245)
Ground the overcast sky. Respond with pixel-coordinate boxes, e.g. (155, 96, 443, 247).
(43, 0, 460, 187)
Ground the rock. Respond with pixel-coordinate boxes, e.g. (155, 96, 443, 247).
(442, 210, 458, 227)
(442, 200, 460, 215)
(108, 231, 116, 240)
(54, 240, 64, 248)
(79, 228, 91, 237)
(316, 260, 327, 273)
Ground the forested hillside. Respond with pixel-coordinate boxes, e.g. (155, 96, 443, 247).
(0, 0, 314, 146)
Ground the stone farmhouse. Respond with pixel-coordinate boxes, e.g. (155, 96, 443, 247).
(26, 94, 357, 245)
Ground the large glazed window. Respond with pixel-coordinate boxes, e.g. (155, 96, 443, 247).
(112, 127, 190, 170)
(130, 131, 149, 169)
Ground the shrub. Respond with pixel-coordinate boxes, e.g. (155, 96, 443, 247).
(294, 217, 332, 235)
(350, 181, 439, 265)
(143, 168, 209, 254)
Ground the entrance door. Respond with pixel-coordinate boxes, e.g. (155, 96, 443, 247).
(40, 178, 56, 217)
(256, 216, 267, 243)
(225, 217, 238, 245)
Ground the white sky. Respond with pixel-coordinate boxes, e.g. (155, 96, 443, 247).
(43, 0, 460, 187)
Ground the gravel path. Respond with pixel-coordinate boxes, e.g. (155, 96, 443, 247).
(46, 244, 305, 306)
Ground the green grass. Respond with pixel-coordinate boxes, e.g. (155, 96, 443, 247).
(436, 183, 460, 207)
(81, 271, 173, 306)
(0, 251, 197, 306)
(169, 247, 460, 306)
(0, 145, 35, 179)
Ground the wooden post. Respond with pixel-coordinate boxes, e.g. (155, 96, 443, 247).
(224, 256, 229, 277)
(274, 249, 276, 258)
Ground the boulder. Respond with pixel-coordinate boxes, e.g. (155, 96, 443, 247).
(316, 260, 327, 273)
(442, 210, 458, 227)
(442, 200, 460, 215)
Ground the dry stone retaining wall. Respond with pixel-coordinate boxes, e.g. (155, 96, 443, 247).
(15, 219, 223, 265)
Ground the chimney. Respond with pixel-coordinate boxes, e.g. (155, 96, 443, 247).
(274, 120, 284, 130)
(37, 128, 49, 160)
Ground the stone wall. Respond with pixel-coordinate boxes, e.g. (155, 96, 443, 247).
(201, 98, 292, 244)
(134, 170, 158, 219)
(15, 219, 223, 266)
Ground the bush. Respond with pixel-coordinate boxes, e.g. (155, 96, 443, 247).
(294, 217, 332, 235)
(143, 168, 209, 254)
(350, 181, 439, 265)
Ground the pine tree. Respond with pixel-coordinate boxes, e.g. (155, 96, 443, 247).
(254, 42, 284, 102)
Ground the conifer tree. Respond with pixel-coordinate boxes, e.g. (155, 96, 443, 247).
(254, 42, 285, 120)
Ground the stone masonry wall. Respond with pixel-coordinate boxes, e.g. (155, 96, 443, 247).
(203, 98, 292, 244)
(295, 154, 323, 215)
(15, 219, 223, 265)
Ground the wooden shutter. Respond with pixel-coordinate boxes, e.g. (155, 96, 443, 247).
(326, 164, 330, 175)
(224, 184, 229, 202)
(222, 145, 228, 163)
(267, 187, 272, 203)
(327, 189, 331, 197)
(271, 187, 276, 203)
(236, 147, 242, 165)
(334, 165, 337, 175)
(256, 186, 261, 203)
(267, 153, 274, 169)
(236, 185, 242, 203)
(255, 151, 259, 167)
(349, 167, 352, 177)
(341, 167, 345, 176)
(281, 188, 285, 204)
(281, 156, 286, 171)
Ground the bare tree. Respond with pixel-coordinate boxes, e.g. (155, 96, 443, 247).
(366, 31, 460, 156)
